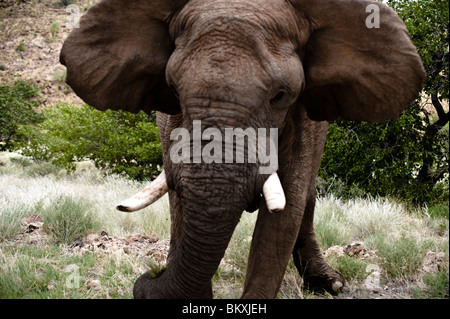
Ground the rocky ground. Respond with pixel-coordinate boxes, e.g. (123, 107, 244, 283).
(17, 212, 170, 262)
(0, 0, 86, 106)
(14, 212, 447, 299)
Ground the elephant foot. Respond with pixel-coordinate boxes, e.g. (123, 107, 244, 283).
(302, 270, 345, 295)
(293, 247, 345, 295)
(133, 271, 213, 299)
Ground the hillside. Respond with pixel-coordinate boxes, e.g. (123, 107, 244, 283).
(0, 0, 91, 105)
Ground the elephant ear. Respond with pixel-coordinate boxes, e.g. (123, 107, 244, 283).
(60, 0, 187, 115)
(292, 0, 425, 122)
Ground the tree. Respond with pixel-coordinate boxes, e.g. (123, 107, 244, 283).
(0, 80, 44, 151)
(388, 0, 449, 187)
(18, 103, 163, 180)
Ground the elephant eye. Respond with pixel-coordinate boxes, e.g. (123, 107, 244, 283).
(270, 89, 286, 104)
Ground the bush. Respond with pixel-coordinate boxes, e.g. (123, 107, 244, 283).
(0, 203, 33, 242)
(0, 80, 43, 151)
(319, 103, 448, 204)
(326, 254, 369, 283)
(18, 102, 163, 180)
(42, 194, 99, 245)
(374, 233, 424, 279)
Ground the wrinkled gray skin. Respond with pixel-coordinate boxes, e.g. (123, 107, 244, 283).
(60, 0, 424, 298)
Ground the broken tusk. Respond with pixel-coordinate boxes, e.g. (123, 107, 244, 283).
(262, 172, 286, 213)
(116, 170, 169, 212)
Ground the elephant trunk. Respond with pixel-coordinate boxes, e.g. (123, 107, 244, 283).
(134, 165, 253, 298)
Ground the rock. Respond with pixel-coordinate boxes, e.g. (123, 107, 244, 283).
(324, 245, 345, 257)
(344, 242, 365, 256)
(21, 214, 43, 225)
(24, 222, 43, 233)
(20, 214, 44, 234)
(148, 233, 159, 243)
(420, 250, 445, 274)
(127, 233, 159, 244)
(86, 233, 99, 242)
(68, 240, 84, 250)
(86, 279, 101, 290)
(92, 240, 104, 249)
(363, 272, 382, 292)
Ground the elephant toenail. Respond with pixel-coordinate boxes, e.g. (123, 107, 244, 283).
(332, 281, 343, 292)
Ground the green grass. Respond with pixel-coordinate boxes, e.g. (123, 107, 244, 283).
(0, 203, 35, 242)
(42, 194, 100, 245)
(414, 268, 449, 299)
(373, 233, 425, 279)
(0, 152, 448, 299)
(0, 244, 140, 298)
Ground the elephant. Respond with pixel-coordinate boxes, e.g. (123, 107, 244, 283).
(60, 0, 424, 298)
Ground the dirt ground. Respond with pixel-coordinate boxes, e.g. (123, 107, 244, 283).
(14, 211, 447, 299)
(0, 0, 86, 106)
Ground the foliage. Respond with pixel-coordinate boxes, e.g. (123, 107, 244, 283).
(0, 203, 32, 242)
(326, 254, 368, 283)
(388, 0, 449, 100)
(319, 103, 446, 203)
(17, 102, 162, 180)
(0, 80, 44, 151)
(375, 233, 425, 279)
(413, 267, 449, 299)
(42, 194, 100, 245)
(319, 0, 449, 204)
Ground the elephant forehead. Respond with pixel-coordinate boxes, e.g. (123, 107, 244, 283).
(173, 0, 300, 43)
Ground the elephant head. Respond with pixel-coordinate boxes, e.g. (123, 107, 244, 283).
(60, 0, 424, 298)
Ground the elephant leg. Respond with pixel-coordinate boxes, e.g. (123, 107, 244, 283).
(292, 189, 345, 294)
(242, 204, 302, 299)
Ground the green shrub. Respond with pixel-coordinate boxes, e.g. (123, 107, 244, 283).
(59, 0, 78, 6)
(18, 102, 162, 180)
(416, 267, 449, 299)
(49, 22, 60, 40)
(326, 254, 369, 283)
(0, 80, 43, 151)
(42, 194, 100, 245)
(0, 203, 37, 242)
(319, 104, 448, 204)
(16, 41, 25, 52)
(374, 233, 424, 279)
(24, 161, 62, 177)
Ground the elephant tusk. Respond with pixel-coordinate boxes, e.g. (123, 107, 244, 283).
(116, 170, 169, 212)
(262, 172, 286, 213)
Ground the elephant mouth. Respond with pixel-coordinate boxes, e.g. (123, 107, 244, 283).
(116, 170, 285, 214)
